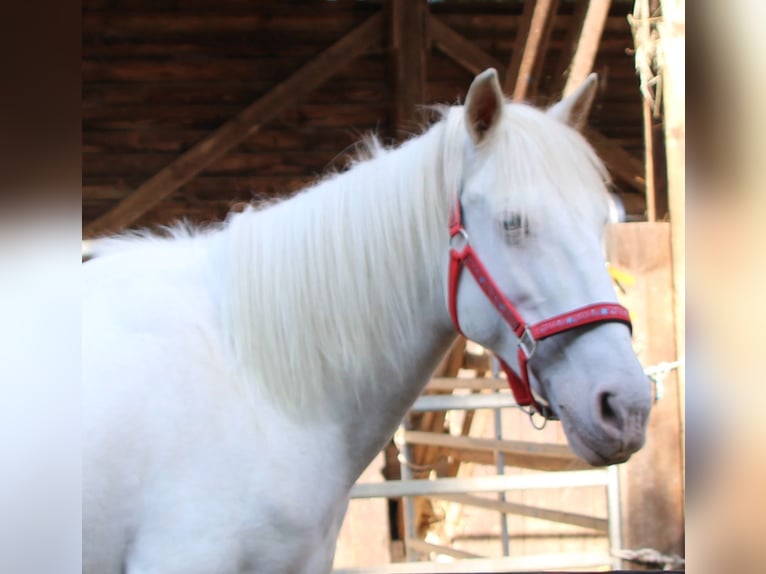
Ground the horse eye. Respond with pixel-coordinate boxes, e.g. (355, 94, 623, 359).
(499, 213, 529, 244)
(503, 213, 523, 231)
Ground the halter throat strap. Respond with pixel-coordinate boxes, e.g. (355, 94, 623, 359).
(447, 196, 632, 418)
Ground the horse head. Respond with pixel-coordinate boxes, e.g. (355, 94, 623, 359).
(447, 69, 652, 466)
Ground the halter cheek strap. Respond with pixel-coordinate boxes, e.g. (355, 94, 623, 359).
(447, 196, 632, 418)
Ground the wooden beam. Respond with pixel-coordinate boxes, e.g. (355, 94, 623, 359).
(447, 448, 582, 472)
(551, 0, 590, 94)
(584, 127, 646, 194)
(437, 493, 609, 532)
(404, 430, 591, 471)
(332, 553, 614, 573)
(659, 0, 685, 498)
(83, 11, 384, 237)
(351, 470, 609, 498)
(426, 377, 507, 392)
(606, 223, 684, 558)
(505, 0, 535, 95)
(390, 0, 427, 133)
(403, 430, 589, 472)
(642, 97, 658, 221)
(562, 0, 612, 97)
(405, 538, 482, 560)
(429, 15, 506, 78)
(505, 0, 559, 100)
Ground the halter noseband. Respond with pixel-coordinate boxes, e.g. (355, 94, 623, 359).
(447, 195, 632, 419)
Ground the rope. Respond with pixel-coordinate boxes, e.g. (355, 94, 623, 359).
(627, 0, 665, 117)
(644, 359, 684, 401)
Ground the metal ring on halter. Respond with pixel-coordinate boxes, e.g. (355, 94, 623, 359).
(518, 326, 537, 359)
(528, 408, 549, 430)
(449, 228, 469, 252)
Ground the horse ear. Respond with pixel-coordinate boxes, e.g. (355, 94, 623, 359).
(548, 73, 598, 130)
(464, 68, 504, 144)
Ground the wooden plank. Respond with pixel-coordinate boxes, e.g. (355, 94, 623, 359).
(83, 79, 389, 108)
(403, 430, 578, 460)
(443, 445, 587, 472)
(659, 0, 685, 491)
(83, 149, 353, 179)
(605, 223, 684, 558)
(436, 493, 609, 532)
(83, 127, 365, 155)
(526, 0, 559, 99)
(411, 394, 522, 411)
(426, 377, 508, 392)
(332, 553, 614, 573)
(404, 429, 591, 472)
(505, 0, 559, 100)
(410, 339, 465, 479)
(551, 0, 590, 94)
(83, 11, 383, 237)
(429, 15, 506, 79)
(404, 538, 481, 560)
(350, 470, 608, 498)
(82, 11, 373, 39)
(407, 338, 465, 548)
(642, 97, 658, 221)
(83, 57, 387, 86)
(390, 0, 427, 133)
(562, 0, 613, 97)
(583, 127, 646, 194)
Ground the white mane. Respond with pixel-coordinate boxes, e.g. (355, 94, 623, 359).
(216, 115, 458, 416)
(92, 101, 610, 417)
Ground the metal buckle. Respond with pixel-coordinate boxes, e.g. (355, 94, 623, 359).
(518, 326, 537, 359)
(449, 228, 469, 252)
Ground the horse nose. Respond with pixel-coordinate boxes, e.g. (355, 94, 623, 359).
(595, 389, 650, 452)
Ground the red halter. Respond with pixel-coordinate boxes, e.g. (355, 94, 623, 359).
(447, 196, 632, 419)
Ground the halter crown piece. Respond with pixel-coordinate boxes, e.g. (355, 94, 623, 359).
(447, 196, 632, 419)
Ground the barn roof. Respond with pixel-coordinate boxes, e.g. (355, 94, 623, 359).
(83, 0, 656, 237)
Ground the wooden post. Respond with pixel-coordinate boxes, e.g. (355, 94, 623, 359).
(606, 223, 684, 560)
(552, 0, 589, 94)
(505, 0, 559, 101)
(562, 0, 612, 97)
(642, 98, 658, 221)
(659, 0, 685, 484)
(390, 0, 427, 136)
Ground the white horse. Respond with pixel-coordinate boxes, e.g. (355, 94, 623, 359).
(83, 69, 652, 574)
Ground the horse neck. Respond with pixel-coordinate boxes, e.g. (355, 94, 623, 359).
(216, 123, 460, 482)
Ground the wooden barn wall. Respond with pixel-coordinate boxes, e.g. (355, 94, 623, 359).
(83, 0, 645, 230)
(606, 222, 685, 561)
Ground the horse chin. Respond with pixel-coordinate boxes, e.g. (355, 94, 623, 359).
(557, 413, 635, 467)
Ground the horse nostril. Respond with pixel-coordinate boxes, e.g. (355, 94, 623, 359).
(599, 392, 623, 435)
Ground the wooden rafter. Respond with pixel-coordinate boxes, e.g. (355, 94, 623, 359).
(430, 15, 506, 78)
(505, 0, 559, 101)
(562, 0, 613, 97)
(84, 11, 384, 237)
(390, 0, 427, 133)
(584, 127, 645, 194)
(428, 5, 644, 200)
(551, 0, 590, 94)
